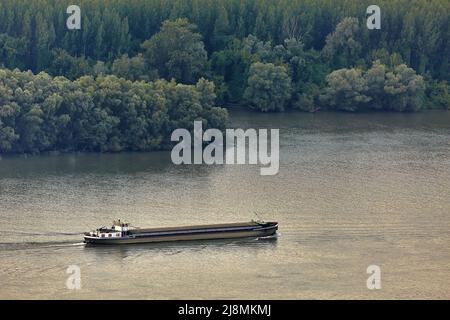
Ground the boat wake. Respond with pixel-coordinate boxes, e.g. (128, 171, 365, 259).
(0, 240, 85, 251)
(42, 242, 85, 248)
(257, 232, 280, 240)
(0, 230, 84, 236)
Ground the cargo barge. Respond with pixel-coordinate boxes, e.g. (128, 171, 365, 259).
(84, 220, 278, 245)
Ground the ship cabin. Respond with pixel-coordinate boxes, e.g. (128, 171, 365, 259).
(87, 220, 130, 238)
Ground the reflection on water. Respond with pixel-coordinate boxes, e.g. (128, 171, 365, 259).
(83, 236, 278, 259)
(0, 110, 449, 299)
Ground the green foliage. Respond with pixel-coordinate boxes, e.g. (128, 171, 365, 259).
(111, 54, 156, 82)
(141, 18, 208, 84)
(0, 0, 448, 154)
(210, 37, 254, 103)
(323, 17, 362, 68)
(426, 80, 450, 110)
(383, 64, 425, 111)
(0, 68, 228, 154)
(321, 61, 425, 112)
(292, 83, 321, 112)
(320, 68, 370, 112)
(0, 34, 27, 70)
(0, 0, 447, 80)
(244, 62, 292, 112)
(46, 49, 91, 79)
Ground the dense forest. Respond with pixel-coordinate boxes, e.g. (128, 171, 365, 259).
(0, 0, 449, 153)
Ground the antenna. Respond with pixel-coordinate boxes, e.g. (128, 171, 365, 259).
(253, 211, 265, 223)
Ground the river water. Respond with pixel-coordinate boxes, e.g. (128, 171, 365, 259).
(0, 110, 449, 299)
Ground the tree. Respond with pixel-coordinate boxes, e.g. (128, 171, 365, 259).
(244, 62, 292, 112)
(92, 61, 109, 76)
(242, 35, 274, 62)
(293, 83, 321, 112)
(426, 80, 450, 110)
(212, 4, 231, 50)
(383, 64, 425, 111)
(35, 13, 55, 71)
(0, 34, 27, 69)
(364, 60, 388, 110)
(141, 18, 208, 84)
(111, 53, 157, 81)
(47, 49, 91, 80)
(210, 37, 254, 103)
(323, 17, 362, 68)
(320, 68, 370, 112)
(321, 61, 425, 112)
